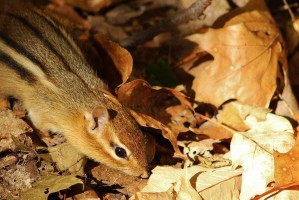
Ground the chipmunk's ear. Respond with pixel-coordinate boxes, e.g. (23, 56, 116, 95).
(85, 106, 110, 133)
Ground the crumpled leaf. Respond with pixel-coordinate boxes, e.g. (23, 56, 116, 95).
(179, 138, 219, 153)
(137, 166, 202, 200)
(48, 143, 86, 175)
(191, 118, 234, 140)
(90, 163, 147, 196)
(177, 170, 203, 200)
(117, 79, 195, 157)
(195, 166, 242, 199)
(134, 165, 242, 200)
(253, 184, 299, 199)
(0, 108, 32, 152)
(128, 108, 180, 157)
(275, 64, 299, 119)
(178, 137, 220, 159)
(231, 133, 274, 200)
(216, 101, 271, 131)
(274, 133, 299, 187)
(72, 188, 100, 199)
(251, 133, 299, 199)
(21, 175, 83, 200)
(230, 103, 295, 199)
(187, 0, 285, 108)
(134, 187, 174, 200)
(86, 33, 133, 90)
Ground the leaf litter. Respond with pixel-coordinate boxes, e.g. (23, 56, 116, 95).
(1, 0, 299, 199)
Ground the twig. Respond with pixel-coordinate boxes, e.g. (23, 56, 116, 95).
(282, 0, 296, 22)
(119, 0, 212, 49)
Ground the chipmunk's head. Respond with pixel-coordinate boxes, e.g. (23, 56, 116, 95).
(80, 105, 148, 178)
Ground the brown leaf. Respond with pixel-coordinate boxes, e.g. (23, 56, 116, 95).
(73, 187, 100, 200)
(186, 1, 285, 108)
(46, 0, 90, 29)
(48, 143, 86, 175)
(117, 79, 195, 157)
(230, 104, 295, 199)
(216, 102, 250, 131)
(128, 108, 183, 158)
(21, 175, 83, 200)
(0, 108, 33, 152)
(88, 163, 147, 196)
(191, 120, 233, 140)
(138, 165, 242, 199)
(275, 61, 299, 119)
(92, 33, 133, 90)
(274, 134, 299, 187)
(216, 101, 271, 131)
(0, 156, 40, 199)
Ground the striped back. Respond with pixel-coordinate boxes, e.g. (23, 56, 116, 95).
(0, 7, 92, 86)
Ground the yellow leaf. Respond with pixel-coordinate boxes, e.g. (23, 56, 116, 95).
(21, 175, 83, 200)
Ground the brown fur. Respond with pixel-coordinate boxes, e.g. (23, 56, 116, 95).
(0, 6, 148, 177)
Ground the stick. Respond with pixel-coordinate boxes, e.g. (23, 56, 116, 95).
(120, 0, 212, 48)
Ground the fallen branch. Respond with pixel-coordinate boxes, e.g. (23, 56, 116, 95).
(119, 0, 212, 49)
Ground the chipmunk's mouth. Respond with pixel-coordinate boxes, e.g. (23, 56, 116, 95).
(123, 166, 149, 178)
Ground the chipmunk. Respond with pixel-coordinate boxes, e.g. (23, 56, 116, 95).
(0, 6, 148, 177)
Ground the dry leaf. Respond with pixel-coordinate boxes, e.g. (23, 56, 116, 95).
(89, 163, 147, 196)
(0, 155, 40, 199)
(187, 1, 285, 108)
(0, 108, 32, 152)
(195, 166, 242, 199)
(128, 108, 183, 158)
(134, 187, 174, 200)
(139, 165, 204, 199)
(231, 133, 274, 199)
(275, 65, 299, 118)
(252, 184, 299, 199)
(216, 101, 271, 131)
(135, 165, 242, 200)
(274, 134, 299, 187)
(230, 103, 295, 199)
(191, 119, 234, 140)
(178, 138, 220, 159)
(118, 79, 195, 157)
(177, 169, 203, 200)
(72, 187, 100, 200)
(48, 143, 86, 175)
(21, 175, 83, 200)
(190, 23, 281, 107)
(216, 102, 250, 131)
(86, 33, 133, 90)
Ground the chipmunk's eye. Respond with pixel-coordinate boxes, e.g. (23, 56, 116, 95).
(115, 147, 127, 158)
